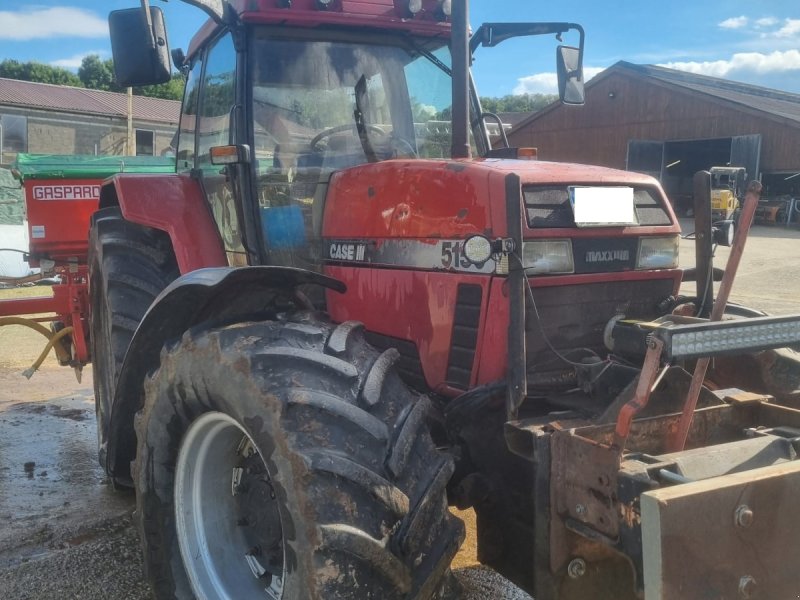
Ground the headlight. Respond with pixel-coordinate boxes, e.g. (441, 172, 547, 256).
(637, 236, 679, 270)
(463, 235, 493, 265)
(658, 314, 800, 360)
(522, 240, 574, 274)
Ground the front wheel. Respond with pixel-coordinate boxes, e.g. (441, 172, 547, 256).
(135, 314, 464, 599)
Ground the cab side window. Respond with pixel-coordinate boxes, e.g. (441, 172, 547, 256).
(194, 33, 246, 264)
(177, 58, 202, 171)
(197, 35, 236, 167)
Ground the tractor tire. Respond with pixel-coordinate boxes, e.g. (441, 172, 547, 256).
(88, 207, 179, 472)
(134, 314, 464, 600)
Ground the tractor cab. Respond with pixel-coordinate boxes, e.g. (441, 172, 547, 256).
(108, 1, 585, 270)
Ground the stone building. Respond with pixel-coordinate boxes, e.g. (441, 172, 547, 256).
(0, 78, 180, 166)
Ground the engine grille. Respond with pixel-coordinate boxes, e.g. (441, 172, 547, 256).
(525, 278, 675, 376)
(524, 186, 672, 228)
(446, 284, 483, 390)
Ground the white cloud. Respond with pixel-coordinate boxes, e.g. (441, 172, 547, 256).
(658, 50, 800, 77)
(719, 16, 748, 30)
(50, 51, 109, 70)
(513, 67, 604, 95)
(513, 73, 558, 95)
(414, 103, 437, 119)
(755, 17, 778, 28)
(0, 7, 107, 41)
(774, 18, 800, 38)
(586, 67, 613, 81)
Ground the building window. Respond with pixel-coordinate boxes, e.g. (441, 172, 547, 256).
(136, 129, 155, 156)
(0, 114, 28, 165)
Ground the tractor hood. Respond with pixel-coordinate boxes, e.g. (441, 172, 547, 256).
(474, 157, 661, 187)
(322, 158, 679, 240)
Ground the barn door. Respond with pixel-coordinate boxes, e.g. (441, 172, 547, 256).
(627, 140, 664, 180)
(730, 134, 761, 182)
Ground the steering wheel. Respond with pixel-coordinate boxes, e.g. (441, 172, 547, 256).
(310, 124, 386, 152)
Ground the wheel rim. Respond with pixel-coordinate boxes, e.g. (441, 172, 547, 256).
(175, 412, 285, 600)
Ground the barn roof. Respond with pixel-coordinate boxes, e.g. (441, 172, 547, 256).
(511, 61, 800, 133)
(616, 61, 800, 125)
(0, 78, 180, 125)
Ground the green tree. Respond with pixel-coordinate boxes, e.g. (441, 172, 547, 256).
(78, 55, 119, 92)
(78, 55, 184, 100)
(0, 59, 82, 87)
(135, 74, 185, 101)
(411, 99, 437, 122)
(1, 56, 183, 101)
(480, 93, 557, 113)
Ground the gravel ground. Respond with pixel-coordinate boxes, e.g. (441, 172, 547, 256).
(0, 516, 530, 600)
(0, 530, 529, 600)
(0, 516, 151, 600)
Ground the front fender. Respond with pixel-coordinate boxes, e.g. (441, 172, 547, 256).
(100, 173, 227, 273)
(105, 266, 346, 481)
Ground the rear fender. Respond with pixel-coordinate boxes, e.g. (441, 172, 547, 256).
(105, 266, 346, 482)
(99, 174, 227, 273)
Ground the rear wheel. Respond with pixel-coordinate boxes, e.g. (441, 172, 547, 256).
(135, 314, 464, 599)
(88, 207, 178, 472)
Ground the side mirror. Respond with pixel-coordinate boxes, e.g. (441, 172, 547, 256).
(109, 7, 172, 87)
(557, 45, 585, 105)
(171, 48, 187, 70)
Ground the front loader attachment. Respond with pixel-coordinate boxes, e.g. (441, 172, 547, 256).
(493, 178, 800, 599)
(502, 302, 800, 599)
(510, 388, 800, 599)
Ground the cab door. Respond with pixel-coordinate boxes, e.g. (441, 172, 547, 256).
(182, 32, 248, 266)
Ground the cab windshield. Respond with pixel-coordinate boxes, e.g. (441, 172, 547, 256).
(250, 31, 469, 267)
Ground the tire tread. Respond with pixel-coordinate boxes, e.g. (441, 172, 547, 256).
(136, 314, 463, 599)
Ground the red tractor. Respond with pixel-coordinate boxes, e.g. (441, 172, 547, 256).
(5, 0, 800, 598)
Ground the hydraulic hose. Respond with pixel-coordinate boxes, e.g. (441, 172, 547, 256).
(0, 316, 73, 374)
(22, 326, 74, 379)
(0, 274, 47, 285)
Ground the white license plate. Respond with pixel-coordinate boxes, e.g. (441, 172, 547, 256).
(570, 186, 637, 227)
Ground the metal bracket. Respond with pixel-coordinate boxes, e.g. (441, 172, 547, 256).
(613, 338, 667, 451)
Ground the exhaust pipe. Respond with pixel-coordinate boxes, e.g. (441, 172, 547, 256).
(450, 0, 471, 159)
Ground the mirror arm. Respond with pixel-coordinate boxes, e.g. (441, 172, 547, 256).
(574, 24, 585, 76)
(563, 25, 586, 85)
(139, 0, 157, 51)
(470, 22, 585, 56)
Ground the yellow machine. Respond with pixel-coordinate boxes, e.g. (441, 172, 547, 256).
(710, 166, 746, 220)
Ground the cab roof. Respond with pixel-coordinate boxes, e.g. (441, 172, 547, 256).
(188, 0, 451, 59)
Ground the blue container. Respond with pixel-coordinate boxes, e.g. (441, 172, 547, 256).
(260, 204, 307, 249)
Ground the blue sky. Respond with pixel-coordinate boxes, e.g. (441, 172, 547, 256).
(1, 1, 799, 95)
